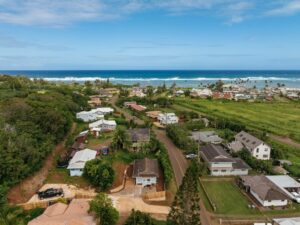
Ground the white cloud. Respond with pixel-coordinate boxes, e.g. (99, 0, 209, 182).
(0, 0, 298, 27)
(266, 0, 300, 16)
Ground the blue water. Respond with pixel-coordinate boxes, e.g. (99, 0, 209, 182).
(1, 70, 300, 88)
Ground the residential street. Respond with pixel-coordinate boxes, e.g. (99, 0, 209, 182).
(111, 95, 212, 225)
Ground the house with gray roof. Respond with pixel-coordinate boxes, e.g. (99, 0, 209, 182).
(235, 131, 271, 160)
(127, 128, 151, 152)
(190, 131, 223, 144)
(200, 144, 250, 176)
(132, 158, 160, 186)
(239, 175, 290, 207)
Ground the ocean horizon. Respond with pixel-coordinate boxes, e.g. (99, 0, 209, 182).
(1, 70, 300, 88)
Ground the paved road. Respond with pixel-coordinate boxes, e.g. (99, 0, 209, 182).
(111, 95, 211, 224)
(153, 128, 188, 187)
(154, 128, 211, 225)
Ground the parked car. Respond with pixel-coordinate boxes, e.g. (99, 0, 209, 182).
(37, 188, 64, 200)
(185, 154, 198, 159)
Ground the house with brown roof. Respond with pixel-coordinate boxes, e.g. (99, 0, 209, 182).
(28, 199, 96, 225)
(235, 131, 271, 160)
(239, 175, 290, 207)
(132, 158, 160, 186)
(200, 144, 250, 176)
(127, 128, 151, 152)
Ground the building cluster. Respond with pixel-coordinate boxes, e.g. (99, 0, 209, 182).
(76, 107, 114, 122)
(184, 84, 300, 101)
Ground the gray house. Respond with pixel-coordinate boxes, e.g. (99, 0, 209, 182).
(127, 128, 151, 152)
(190, 131, 223, 144)
(200, 144, 250, 176)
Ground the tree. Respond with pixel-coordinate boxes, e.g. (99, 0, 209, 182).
(111, 127, 131, 151)
(0, 205, 25, 225)
(84, 159, 115, 191)
(124, 210, 158, 225)
(167, 161, 202, 225)
(89, 193, 119, 225)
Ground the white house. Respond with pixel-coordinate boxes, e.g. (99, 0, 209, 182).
(67, 149, 97, 176)
(76, 107, 114, 122)
(200, 144, 250, 176)
(235, 131, 271, 160)
(157, 113, 179, 125)
(240, 175, 290, 207)
(89, 119, 116, 136)
(190, 88, 212, 98)
(266, 175, 300, 203)
(132, 158, 160, 186)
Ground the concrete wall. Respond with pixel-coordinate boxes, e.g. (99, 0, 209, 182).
(250, 143, 271, 160)
(136, 177, 157, 186)
(69, 169, 83, 176)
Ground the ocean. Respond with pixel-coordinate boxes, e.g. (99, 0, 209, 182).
(1, 70, 300, 88)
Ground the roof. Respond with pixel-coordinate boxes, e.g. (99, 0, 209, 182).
(200, 144, 235, 163)
(146, 111, 161, 118)
(28, 199, 96, 225)
(235, 131, 266, 150)
(240, 176, 290, 201)
(228, 140, 244, 152)
(273, 217, 300, 225)
(129, 104, 147, 111)
(266, 175, 300, 189)
(127, 128, 150, 142)
(190, 131, 223, 143)
(89, 119, 116, 128)
(67, 149, 97, 170)
(132, 158, 160, 178)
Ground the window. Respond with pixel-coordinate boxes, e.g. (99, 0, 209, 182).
(221, 170, 226, 172)
(213, 170, 218, 172)
(265, 148, 268, 151)
(147, 179, 150, 182)
(256, 149, 259, 153)
(263, 155, 269, 158)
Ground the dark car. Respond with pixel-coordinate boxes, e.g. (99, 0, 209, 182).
(37, 188, 64, 200)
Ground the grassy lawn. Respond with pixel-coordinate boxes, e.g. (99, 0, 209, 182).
(45, 168, 91, 188)
(201, 179, 260, 216)
(174, 98, 300, 142)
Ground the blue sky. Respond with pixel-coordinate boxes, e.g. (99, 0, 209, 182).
(0, 0, 300, 70)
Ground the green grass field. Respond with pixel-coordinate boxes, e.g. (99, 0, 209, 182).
(201, 180, 259, 216)
(174, 98, 300, 141)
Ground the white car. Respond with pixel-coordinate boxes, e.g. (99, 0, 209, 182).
(292, 192, 300, 197)
(186, 154, 198, 159)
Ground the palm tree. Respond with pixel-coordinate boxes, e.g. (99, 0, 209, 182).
(111, 127, 131, 151)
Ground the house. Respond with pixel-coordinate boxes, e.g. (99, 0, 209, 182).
(200, 144, 250, 176)
(158, 113, 179, 125)
(130, 87, 146, 98)
(89, 119, 116, 136)
(67, 149, 97, 176)
(228, 140, 244, 153)
(175, 90, 185, 96)
(223, 84, 246, 93)
(132, 158, 160, 186)
(266, 175, 300, 203)
(212, 91, 233, 100)
(128, 103, 147, 112)
(146, 111, 161, 120)
(124, 101, 137, 107)
(190, 88, 212, 98)
(76, 107, 114, 122)
(75, 130, 89, 143)
(235, 131, 271, 160)
(234, 93, 251, 101)
(190, 131, 223, 144)
(273, 217, 300, 225)
(127, 128, 151, 151)
(88, 95, 101, 107)
(28, 199, 96, 225)
(239, 175, 290, 207)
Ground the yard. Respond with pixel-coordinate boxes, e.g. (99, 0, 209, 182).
(174, 98, 300, 142)
(201, 179, 259, 216)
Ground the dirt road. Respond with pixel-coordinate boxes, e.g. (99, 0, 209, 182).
(270, 134, 300, 148)
(8, 123, 77, 204)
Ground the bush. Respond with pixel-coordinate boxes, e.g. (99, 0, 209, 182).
(84, 159, 115, 191)
(156, 142, 173, 185)
(166, 124, 197, 154)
